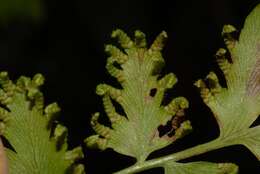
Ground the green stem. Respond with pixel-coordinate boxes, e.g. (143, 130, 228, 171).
(114, 137, 234, 174)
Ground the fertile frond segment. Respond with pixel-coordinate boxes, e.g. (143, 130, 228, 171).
(222, 24, 237, 53)
(0, 72, 85, 174)
(195, 4, 260, 160)
(85, 30, 191, 161)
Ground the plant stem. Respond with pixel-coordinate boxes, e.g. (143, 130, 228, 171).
(114, 137, 234, 174)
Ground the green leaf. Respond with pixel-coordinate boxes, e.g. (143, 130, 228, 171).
(0, 72, 85, 174)
(164, 161, 238, 174)
(195, 4, 260, 159)
(85, 30, 192, 162)
(110, 5, 260, 174)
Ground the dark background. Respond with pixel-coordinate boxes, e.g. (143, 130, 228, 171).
(1, 0, 260, 173)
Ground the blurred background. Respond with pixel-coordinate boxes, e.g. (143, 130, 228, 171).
(1, 0, 260, 173)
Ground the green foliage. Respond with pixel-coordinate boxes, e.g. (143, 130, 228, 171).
(85, 29, 192, 162)
(88, 3, 260, 174)
(0, 72, 85, 174)
(195, 3, 260, 158)
(0, 3, 259, 174)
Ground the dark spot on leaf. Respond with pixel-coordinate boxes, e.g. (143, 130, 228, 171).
(149, 88, 157, 97)
(158, 120, 172, 137)
(158, 115, 186, 137)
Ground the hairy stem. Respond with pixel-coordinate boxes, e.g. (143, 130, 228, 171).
(114, 137, 235, 174)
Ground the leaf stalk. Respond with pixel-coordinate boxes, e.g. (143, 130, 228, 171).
(114, 137, 235, 174)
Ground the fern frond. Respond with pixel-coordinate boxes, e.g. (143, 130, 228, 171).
(0, 72, 85, 174)
(85, 30, 191, 162)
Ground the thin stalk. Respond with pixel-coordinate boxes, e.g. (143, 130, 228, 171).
(114, 137, 235, 174)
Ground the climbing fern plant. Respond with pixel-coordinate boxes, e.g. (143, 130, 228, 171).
(0, 3, 260, 174)
(86, 3, 260, 174)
